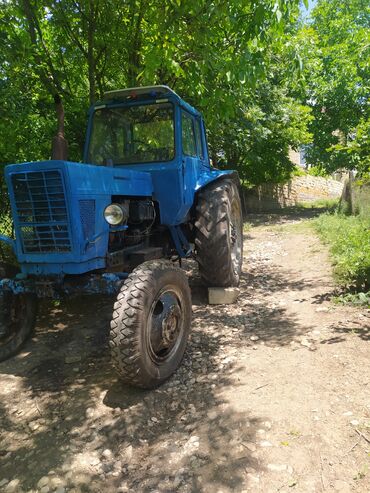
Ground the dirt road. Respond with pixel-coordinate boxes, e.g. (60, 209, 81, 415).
(0, 211, 369, 493)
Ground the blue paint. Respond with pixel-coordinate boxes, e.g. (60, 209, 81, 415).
(0, 278, 32, 295)
(0, 272, 128, 297)
(5, 161, 152, 275)
(169, 226, 192, 258)
(4, 85, 236, 281)
(83, 86, 234, 226)
(63, 272, 127, 296)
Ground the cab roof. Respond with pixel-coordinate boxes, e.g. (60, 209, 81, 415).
(101, 85, 201, 117)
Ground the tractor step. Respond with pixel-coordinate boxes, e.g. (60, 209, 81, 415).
(208, 287, 240, 305)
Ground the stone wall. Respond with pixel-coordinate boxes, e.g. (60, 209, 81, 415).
(344, 179, 370, 218)
(243, 175, 344, 212)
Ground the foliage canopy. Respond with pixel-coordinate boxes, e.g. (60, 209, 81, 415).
(298, 0, 370, 175)
(0, 0, 368, 186)
(0, 0, 308, 185)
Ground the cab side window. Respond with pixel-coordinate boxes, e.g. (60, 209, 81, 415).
(182, 112, 197, 157)
(194, 119, 204, 159)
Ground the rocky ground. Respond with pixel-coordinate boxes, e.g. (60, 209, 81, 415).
(0, 210, 369, 493)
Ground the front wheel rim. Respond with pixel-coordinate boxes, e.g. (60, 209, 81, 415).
(147, 287, 185, 363)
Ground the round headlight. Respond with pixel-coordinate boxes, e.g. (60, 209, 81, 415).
(104, 203, 125, 225)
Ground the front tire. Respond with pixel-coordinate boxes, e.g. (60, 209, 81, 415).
(0, 263, 38, 362)
(195, 178, 243, 287)
(109, 260, 192, 389)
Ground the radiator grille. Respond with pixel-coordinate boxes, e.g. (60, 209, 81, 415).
(79, 199, 95, 240)
(11, 170, 72, 253)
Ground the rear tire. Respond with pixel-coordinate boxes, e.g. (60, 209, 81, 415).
(195, 178, 243, 287)
(0, 263, 37, 362)
(109, 260, 192, 389)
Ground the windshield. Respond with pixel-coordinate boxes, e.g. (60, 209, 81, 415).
(87, 102, 175, 165)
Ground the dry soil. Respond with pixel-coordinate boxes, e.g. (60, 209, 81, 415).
(0, 211, 369, 493)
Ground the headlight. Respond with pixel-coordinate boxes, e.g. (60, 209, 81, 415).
(104, 203, 126, 225)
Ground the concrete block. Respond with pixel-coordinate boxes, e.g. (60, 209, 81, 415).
(208, 287, 240, 305)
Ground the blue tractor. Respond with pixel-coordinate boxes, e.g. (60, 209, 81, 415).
(0, 86, 243, 388)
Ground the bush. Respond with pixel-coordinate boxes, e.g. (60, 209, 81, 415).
(313, 212, 370, 290)
(292, 166, 306, 177)
(307, 166, 330, 178)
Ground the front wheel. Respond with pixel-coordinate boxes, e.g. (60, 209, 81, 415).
(109, 260, 192, 389)
(0, 263, 38, 362)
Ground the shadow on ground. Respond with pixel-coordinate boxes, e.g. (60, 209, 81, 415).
(0, 292, 266, 492)
(0, 213, 333, 491)
(191, 270, 314, 349)
(320, 325, 370, 345)
(245, 206, 332, 227)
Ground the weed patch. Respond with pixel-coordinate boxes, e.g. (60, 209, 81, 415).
(333, 291, 370, 309)
(296, 198, 339, 210)
(313, 212, 370, 291)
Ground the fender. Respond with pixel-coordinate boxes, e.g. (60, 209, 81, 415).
(195, 169, 240, 193)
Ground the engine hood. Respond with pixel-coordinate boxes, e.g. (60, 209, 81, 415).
(4, 160, 153, 275)
(5, 160, 153, 197)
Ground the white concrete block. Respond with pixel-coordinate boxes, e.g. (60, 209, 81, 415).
(208, 287, 240, 305)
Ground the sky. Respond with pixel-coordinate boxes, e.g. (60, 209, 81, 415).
(301, 0, 317, 18)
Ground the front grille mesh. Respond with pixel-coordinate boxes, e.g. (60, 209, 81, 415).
(79, 199, 95, 241)
(11, 170, 72, 253)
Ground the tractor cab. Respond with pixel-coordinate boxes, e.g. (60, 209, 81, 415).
(84, 85, 209, 170)
(82, 85, 228, 227)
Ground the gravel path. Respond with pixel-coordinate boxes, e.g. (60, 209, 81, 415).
(0, 212, 369, 493)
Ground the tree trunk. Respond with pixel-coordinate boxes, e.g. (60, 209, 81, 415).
(87, 0, 96, 104)
(21, 0, 65, 96)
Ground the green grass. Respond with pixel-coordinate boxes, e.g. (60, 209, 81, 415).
(261, 219, 314, 234)
(332, 291, 370, 309)
(313, 212, 370, 292)
(296, 198, 340, 210)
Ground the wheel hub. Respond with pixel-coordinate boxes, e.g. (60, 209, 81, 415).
(149, 290, 184, 358)
(161, 305, 181, 346)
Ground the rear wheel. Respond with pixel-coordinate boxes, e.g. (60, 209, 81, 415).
(0, 263, 37, 362)
(195, 178, 243, 287)
(109, 260, 192, 389)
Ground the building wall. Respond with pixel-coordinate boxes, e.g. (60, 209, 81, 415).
(244, 175, 344, 212)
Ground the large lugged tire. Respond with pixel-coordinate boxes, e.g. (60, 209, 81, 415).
(0, 263, 38, 362)
(194, 178, 243, 287)
(110, 260, 192, 389)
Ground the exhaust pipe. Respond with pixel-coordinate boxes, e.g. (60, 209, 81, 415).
(51, 94, 68, 160)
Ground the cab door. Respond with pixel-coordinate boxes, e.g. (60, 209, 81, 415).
(181, 111, 205, 215)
